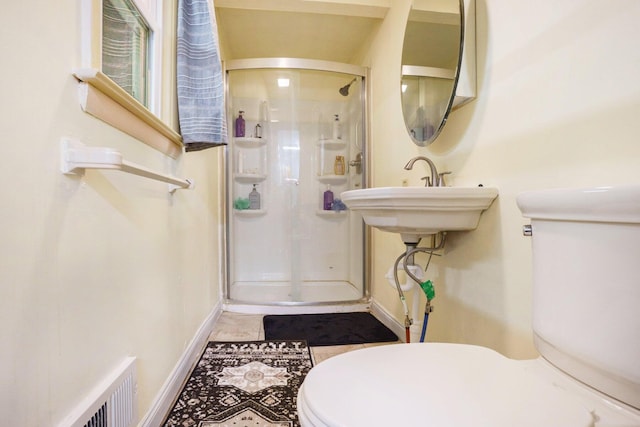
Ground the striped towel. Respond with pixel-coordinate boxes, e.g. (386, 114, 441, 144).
(177, 0, 227, 152)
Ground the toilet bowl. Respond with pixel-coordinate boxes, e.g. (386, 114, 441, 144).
(297, 343, 640, 426)
(297, 185, 640, 426)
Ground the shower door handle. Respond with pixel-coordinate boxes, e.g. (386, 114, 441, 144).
(349, 152, 363, 174)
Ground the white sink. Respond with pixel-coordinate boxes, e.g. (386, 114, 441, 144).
(341, 186, 499, 242)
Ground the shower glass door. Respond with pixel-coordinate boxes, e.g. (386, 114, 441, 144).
(226, 59, 367, 305)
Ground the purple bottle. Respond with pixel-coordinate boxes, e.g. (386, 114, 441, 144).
(323, 185, 334, 210)
(235, 111, 245, 137)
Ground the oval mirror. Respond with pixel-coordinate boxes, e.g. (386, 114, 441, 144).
(401, 0, 464, 146)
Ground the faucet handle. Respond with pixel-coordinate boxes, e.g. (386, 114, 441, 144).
(420, 176, 432, 187)
(438, 171, 452, 187)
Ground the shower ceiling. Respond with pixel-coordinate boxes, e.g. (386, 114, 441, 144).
(215, 0, 387, 63)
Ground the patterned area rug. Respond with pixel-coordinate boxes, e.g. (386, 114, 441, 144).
(163, 341, 313, 427)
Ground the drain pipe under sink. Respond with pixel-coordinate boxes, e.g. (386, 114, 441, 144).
(387, 233, 445, 343)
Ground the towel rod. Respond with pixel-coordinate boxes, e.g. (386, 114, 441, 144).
(60, 138, 194, 193)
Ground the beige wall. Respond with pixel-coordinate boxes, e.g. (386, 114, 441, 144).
(367, 0, 640, 358)
(4, 0, 640, 424)
(0, 1, 223, 425)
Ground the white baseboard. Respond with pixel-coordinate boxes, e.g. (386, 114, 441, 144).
(139, 302, 223, 427)
(370, 299, 406, 343)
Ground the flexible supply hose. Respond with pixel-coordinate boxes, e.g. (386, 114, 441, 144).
(419, 312, 429, 342)
(392, 251, 413, 343)
(392, 233, 447, 343)
(402, 233, 446, 286)
(404, 248, 437, 343)
(403, 247, 438, 343)
(393, 233, 446, 343)
(419, 299, 434, 342)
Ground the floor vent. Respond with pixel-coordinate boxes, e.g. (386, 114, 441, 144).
(60, 357, 137, 427)
(83, 402, 107, 427)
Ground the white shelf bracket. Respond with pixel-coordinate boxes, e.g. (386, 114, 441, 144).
(60, 138, 195, 193)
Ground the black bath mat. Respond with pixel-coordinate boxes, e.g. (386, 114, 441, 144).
(263, 312, 398, 346)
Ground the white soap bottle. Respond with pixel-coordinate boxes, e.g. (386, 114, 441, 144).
(249, 184, 261, 210)
(332, 114, 342, 140)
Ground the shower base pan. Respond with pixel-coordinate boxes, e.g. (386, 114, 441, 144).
(229, 281, 363, 304)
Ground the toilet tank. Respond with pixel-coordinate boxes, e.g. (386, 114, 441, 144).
(517, 185, 640, 410)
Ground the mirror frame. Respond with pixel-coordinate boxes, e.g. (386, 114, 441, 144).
(401, 0, 465, 147)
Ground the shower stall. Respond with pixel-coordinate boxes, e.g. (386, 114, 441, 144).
(224, 58, 368, 308)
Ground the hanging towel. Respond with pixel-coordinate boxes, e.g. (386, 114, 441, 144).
(177, 0, 227, 152)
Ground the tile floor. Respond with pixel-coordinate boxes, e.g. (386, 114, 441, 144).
(208, 311, 400, 365)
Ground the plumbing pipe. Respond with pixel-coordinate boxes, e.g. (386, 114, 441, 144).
(390, 256, 427, 343)
(420, 313, 429, 342)
(407, 265, 424, 342)
(392, 252, 413, 342)
(385, 264, 419, 292)
(390, 233, 446, 343)
(403, 235, 446, 342)
(385, 264, 424, 326)
(403, 249, 437, 343)
(402, 234, 446, 286)
(419, 300, 434, 342)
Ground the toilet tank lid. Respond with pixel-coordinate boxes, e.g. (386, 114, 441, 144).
(517, 185, 640, 223)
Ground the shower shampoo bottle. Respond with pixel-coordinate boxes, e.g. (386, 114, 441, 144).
(249, 184, 260, 210)
(323, 185, 334, 210)
(332, 114, 342, 140)
(235, 111, 245, 137)
(334, 156, 345, 175)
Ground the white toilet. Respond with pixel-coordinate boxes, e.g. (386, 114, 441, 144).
(297, 185, 640, 426)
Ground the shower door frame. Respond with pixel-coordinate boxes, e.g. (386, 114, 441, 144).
(222, 57, 371, 309)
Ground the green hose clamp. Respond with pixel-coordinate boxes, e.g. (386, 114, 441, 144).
(420, 280, 435, 301)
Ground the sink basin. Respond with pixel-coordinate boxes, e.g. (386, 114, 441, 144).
(341, 186, 499, 242)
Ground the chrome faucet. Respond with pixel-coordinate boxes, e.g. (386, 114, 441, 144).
(404, 156, 440, 187)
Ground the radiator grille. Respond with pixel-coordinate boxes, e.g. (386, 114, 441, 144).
(108, 371, 135, 427)
(83, 403, 107, 427)
(61, 357, 137, 427)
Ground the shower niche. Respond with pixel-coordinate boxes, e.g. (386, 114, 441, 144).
(232, 104, 269, 216)
(226, 60, 367, 306)
(316, 138, 348, 216)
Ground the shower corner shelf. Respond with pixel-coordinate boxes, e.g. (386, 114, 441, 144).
(318, 175, 348, 185)
(316, 209, 348, 218)
(235, 137, 267, 147)
(234, 173, 267, 183)
(317, 139, 346, 150)
(235, 209, 267, 217)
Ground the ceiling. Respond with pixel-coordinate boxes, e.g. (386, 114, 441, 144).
(215, 0, 461, 69)
(214, 0, 388, 64)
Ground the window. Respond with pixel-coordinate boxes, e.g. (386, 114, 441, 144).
(102, 0, 150, 106)
(75, 0, 182, 157)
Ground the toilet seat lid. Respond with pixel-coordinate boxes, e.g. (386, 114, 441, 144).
(299, 343, 595, 427)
